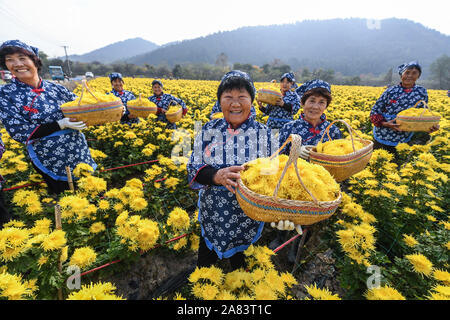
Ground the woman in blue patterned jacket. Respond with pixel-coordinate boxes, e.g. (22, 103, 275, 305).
(188, 70, 273, 270)
(148, 80, 188, 129)
(107, 72, 139, 126)
(257, 72, 301, 129)
(0, 40, 96, 195)
(270, 80, 342, 259)
(370, 61, 439, 159)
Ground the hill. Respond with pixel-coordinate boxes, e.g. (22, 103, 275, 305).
(127, 18, 450, 77)
(66, 37, 159, 64)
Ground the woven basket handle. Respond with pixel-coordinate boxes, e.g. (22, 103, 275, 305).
(411, 100, 429, 117)
(78, 80, 99, 106)
(320, 119, 359, 153)
(139, 93, 142, 103)
(272, 134, 319, 205)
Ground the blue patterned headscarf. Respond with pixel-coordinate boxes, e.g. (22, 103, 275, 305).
(296, 79, 331, 99)
(0, 40, 39, 57)
(109, 72, 123, 82)
(398, 61, 422, 76)
(281, 72, 296, 83)
(152, 79, 163, 88)
(217, 70, 256, 102)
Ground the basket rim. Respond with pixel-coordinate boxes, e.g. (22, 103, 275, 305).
(61, 101, 123, 111)
(309, 139, 374, 161)
(396, 115, 441, 121)
(237, 177, 342, 209)
(166, 106, 183, 116)
(258, 89, 282, 96)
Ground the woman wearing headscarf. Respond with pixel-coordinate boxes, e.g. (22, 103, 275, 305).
(370, 61, 439, 159)
(257, 72, 301, 130)
(271, 79, 342, 260)
(188, 70, 273, 270)
(279, 79, 341, 159)
(0, 40, 96, 195)
(107, 72, 139, 126)
(148, 80, 188, 129)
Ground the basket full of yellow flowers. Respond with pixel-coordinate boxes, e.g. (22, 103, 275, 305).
(236, 134, 342, 226)
(127, 94, 157, 118)
(165, 102, 183, 123)
(257, 88, 282, 105)
(308, 120, 373, 182)
(60, 80, 123, 126)
(395, 100, 441, 132)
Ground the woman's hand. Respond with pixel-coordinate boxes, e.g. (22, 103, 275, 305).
(382, 119, 402, 131)
(270, 220, 303, 235)
(429, 124, 440, 133)
(257, 100, 264, 109)
(57, 118, 86, 131)
(213, 165, 245, 194)
(275, 97, 285, 107)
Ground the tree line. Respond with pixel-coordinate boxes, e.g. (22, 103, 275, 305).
(39, 52, 449, 89)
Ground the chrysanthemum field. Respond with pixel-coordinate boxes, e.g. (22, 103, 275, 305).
(0, 78, 448, 300)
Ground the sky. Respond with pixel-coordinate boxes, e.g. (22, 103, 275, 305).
(1, 0, 449, 58)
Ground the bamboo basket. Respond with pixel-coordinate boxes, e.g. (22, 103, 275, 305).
(396, 100, 441, 132)
(61, 80, 123, 126)
(127, 93, 157, 118)
(236, 134, 342, 226)
(308, 120, 373, 182)
(165, 102, 183, 123)
(257, 89, 282, 105)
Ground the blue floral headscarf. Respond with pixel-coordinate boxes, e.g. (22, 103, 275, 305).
(152, 79, 163, 88)
(217, 70, 256, 102)
(398, 61, 422, 76)
(109, 72, 123, 82)
(281, 72, 296, 83)
(295, 79, 331, 99)
(0, 40, 39, 57)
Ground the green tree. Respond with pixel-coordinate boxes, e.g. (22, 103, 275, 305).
(430, 55, 450, 89)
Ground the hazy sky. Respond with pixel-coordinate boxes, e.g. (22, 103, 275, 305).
(1, 0, 449, 58)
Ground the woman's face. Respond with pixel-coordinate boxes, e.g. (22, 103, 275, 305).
(280, 78, 292, 93)
(401, 68, 420, 88)
(152, 84, 163, 95)
(4, 52, 38, 83)
(220, 88, 252, 129)
(303, 94, 328, 123)
(112, 79, 124, 92)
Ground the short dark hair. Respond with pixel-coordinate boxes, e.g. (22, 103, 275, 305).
(0, 46, 42, 71)
(217, 76, 255, 102)
(301, 87, 332, 107)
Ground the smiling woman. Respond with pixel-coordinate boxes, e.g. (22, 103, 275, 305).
(0, 40, 96, 194)
(187, 70, 273, 271)
(369, 61, 440, 161)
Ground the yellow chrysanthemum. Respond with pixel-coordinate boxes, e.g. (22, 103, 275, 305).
(69, 247, 97, 269)
(365, 285, 406, 300)
(66, 282, 125, 300)
(405, 253, 433, 276)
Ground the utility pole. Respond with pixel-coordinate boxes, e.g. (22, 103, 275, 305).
(61, 45, 72, 78)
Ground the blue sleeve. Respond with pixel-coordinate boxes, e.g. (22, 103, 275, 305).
(210, 101, 221, 119)
(370, 88, 389, 116)
(170, 95, 187, 109)
(0, 94, 37, 144)
(285, 92, 300, 115)
(278, 123, 293, 155)
(0, 134, 5, 160)
(187, 124, 209, 190)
